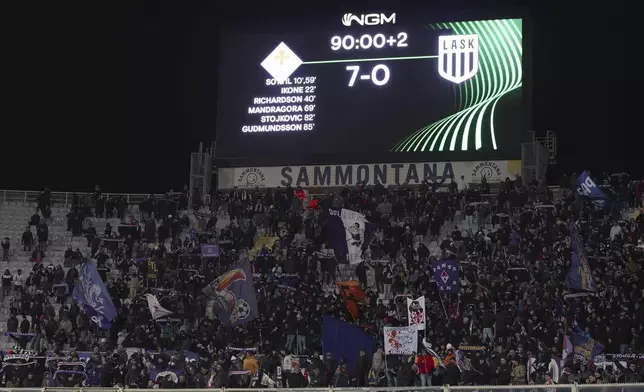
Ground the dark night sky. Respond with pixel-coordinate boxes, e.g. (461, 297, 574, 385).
(4, 0, 630, 194)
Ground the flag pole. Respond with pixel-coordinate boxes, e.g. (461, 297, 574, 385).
(381, 326, 388, 387)
(384, 353, 388, 386)
(441, 298, 448, 319)
(422, 297, 427, 342)
(437, 291, 449, 319)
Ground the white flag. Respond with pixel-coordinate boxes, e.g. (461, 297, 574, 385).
(406, 296, 426, 330)
(146, 294, 173, 320)
(340, 209, 367, 265)
(383, 326, 418, 355)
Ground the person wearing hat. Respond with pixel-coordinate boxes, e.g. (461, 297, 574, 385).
(444, 343, 456, 365)
(443, 344, 460, 386)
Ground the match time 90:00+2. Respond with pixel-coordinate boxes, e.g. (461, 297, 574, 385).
(330, 32, 408, 51)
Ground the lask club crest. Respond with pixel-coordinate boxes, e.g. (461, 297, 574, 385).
(438, 34, 479, 84)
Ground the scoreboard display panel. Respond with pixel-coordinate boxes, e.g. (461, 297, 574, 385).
(216, 14, 525, 165)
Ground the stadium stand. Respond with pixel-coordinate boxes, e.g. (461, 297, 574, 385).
(0, 175, 642, 389)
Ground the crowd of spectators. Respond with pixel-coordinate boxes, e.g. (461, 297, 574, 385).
(1, 173, 643, 388)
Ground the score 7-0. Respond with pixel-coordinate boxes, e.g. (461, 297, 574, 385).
(345, 64, 390, 87)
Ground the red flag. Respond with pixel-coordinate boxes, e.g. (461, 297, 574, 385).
(337, 281, 368, 321)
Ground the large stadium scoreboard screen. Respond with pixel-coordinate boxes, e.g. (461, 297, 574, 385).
(216, 13, 524, 163)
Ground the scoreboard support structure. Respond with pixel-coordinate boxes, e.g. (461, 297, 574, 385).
(521, 130, 557, 185)
(189, 142, 215, 208)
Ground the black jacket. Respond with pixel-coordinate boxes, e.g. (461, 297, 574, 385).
(287, 371, 308, 388)
(443, 363, 461, 385)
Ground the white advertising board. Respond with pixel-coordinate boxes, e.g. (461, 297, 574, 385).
(218, 160, 522, 189)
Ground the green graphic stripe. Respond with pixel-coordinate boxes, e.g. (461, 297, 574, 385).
(392, 19, 522, 153)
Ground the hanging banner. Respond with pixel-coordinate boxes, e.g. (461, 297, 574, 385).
(218, 160, 521, 189)
(384, 326, 418, 355)
(406, 296, 426, 331)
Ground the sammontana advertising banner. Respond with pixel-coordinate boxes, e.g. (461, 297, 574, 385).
(218, 160, 521, 189)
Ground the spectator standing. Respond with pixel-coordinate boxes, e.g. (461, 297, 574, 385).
(85, 221, 97, 247)
(354, 348, 370, 387)
(1, 237, 10, 261)
(37, 222, 49, 250)
(465, 203, 475, 229)
(21, 227, 33, 251)
(13, 269, 25, 293)
(1, 269, 13, 300)
(29, 210, 41, 227)
(510, 357, 526, 385)
(333, 363, 350, 387)
(457, 175, 469, 193)
(416, 348, 435, 386)
(42, 205, 52, 223)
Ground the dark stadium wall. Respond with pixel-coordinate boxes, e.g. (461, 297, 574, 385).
(3, 1, 633, 194)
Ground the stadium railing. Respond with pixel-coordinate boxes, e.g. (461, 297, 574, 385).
(2, 384, 642, 392)
(0, 190, 158, 206)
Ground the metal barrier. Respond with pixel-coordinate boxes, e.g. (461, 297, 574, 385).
(0, 384, 642, 392)
(0, 190, 160, 206)
(0, 183, 554, 207)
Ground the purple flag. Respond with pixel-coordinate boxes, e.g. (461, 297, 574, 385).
(73, 261, 117, 328)
(202, 259, 258, 326)
(431, 259, 460, 294)
(571, 332, 604, 364)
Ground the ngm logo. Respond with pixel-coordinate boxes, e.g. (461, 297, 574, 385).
(577, 176, 598, 197)
(342, 13, 396, 27)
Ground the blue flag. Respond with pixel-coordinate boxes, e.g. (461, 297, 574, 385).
(565, 223, 596, 292)
(576, 171, 621, 218)
(571, 331, 603, 364)
(202, 258, 258, 326)
(322, 316, 376, 372)
(576, 171, 608, 200)
(324, 208, 371, 265)
(431, 259, 460, 294)
(73, 261, 117, 329)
